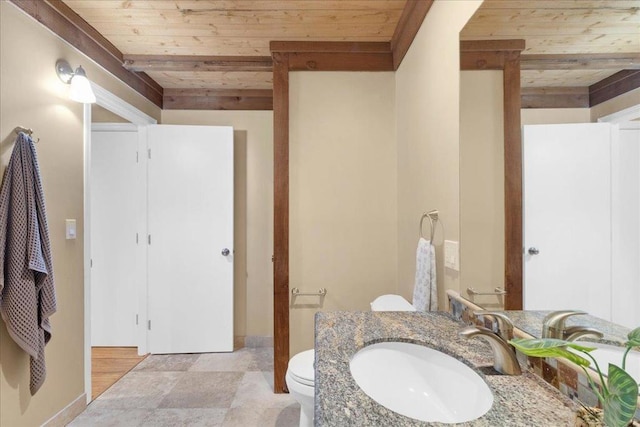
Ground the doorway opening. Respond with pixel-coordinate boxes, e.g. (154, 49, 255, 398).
(83, 83, 157, 403)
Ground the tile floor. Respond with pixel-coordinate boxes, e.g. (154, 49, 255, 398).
(70, 347, 300, 427)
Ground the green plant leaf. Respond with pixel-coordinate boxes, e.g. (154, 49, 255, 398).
(627, 327, 640, 348)
(509, 338, 592, 367)
(602, 364, 639, 427)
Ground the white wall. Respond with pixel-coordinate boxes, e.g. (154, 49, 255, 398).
(396, 0, 483, 308)
(289, 72, 397, 355)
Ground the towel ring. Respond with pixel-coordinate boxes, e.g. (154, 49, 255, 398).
(419, 210, 439, 242)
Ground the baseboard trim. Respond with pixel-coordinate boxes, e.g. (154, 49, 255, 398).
(41, 393, 86, 427)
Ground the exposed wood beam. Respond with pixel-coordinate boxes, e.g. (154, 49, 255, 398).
(272, 51, 290, 394)
(521, 87, 590, 109)
(287, 52, 393, 71)
(503, 55, 523, 311)
(521, 53, 640, 70)
(10, 0, 163, 107)
(460, 39, 526, 52)
(123, 55, 274, 72)
(270, 42, 393, 72)
(460, 39, 526, 71)
(589, 70, 640, 107)
(164, 89, 272, 98)
(461, 52, 510, 70)
(390, 0, 434, 70)
(270, 41, 390, 53)
(163, 89, 273, 110)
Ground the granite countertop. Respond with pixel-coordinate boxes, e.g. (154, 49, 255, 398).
(315, 311, 578, 426)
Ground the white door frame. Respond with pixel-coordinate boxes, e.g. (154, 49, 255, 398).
(83, 82, 156, 403)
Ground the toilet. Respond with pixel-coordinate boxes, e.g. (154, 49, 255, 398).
(285, 349, 315, 427)
(286, 294, 415, 427)
(370, 294, 416, 312)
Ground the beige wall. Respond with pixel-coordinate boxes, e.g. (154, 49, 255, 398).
(91, 104, 129, 123)
(289, 72, 397, 355)
(0, 3, 160, 426)
(522, 108, 591, 125)
(161, 110, 274, 339)
(459, 71, 505, 308)
(396, 0, 483, 309)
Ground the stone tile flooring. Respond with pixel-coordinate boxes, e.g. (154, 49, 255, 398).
(70, 347, 300, 427)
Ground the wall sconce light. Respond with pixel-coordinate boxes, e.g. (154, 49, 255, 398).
(55, 59, 96, 104)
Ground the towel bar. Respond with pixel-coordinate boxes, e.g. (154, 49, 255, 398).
(466, 287, 506, 296)
(291, 287, 327, 296)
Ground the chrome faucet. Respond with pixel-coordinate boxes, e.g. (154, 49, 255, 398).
(541, 310, 604, 341)
(459, 312, 522, 376)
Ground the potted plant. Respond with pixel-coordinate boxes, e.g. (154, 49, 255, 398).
(510, 327, 640, 427)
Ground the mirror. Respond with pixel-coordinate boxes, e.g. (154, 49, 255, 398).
(457, 42, 640, 343)
(500, 311, 632, 346)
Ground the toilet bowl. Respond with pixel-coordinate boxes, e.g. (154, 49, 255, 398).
(285, 349, 315, 427)
(370, 294, 416, 312)
(287, 294, 415, 426)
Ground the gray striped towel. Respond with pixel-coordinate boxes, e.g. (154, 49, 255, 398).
(0, 132, 57, 395)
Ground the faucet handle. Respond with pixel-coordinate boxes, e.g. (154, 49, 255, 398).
(542, 310, 587, 338)
(474, 311, 514, 342)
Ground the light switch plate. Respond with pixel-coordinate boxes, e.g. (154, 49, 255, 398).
(65, 219, 77, 240)
(444, 240, 459, 271)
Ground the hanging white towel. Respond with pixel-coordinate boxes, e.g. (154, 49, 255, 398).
(412, 237, 437, 311)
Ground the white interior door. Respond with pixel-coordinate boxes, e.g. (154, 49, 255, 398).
(91, 128, 139, 346)
(611, 125, 640, 329)
(147, 124, 234, 354)
(523, 123, 612, 320)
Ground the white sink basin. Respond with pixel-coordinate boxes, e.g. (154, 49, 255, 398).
(349, 341, 494, 423)
(577, 341, 640, 393)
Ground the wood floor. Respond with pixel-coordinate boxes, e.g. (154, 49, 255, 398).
(92, 347, 147, 400)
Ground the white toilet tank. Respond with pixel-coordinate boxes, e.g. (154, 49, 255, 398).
(370, 294, 416, 311)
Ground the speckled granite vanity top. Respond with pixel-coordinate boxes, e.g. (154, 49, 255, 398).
(314, 311, 577, 426)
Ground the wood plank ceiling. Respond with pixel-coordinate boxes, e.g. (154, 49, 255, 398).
(63, 0, 406, 101)
(57, 0, 640, 109)
(462, 0, 640, 107)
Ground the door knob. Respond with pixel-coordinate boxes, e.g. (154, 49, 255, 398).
(221, 248, 230, 256)
(528, 247, 539, 255)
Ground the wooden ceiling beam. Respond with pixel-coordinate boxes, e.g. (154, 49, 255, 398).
(10, 0, 163, 107)
(164, 89, 272, 98)
(460, 39, 526, 71)
(270, 41, 393, 72)
(163, 96, 273, 111)
(522, 53, 640, 70)
(163, 88, 273, 111)
(590, 70, 640, 107)
(521, 87, 590, 109)
(123, 55, 273, 72)
(461, 39, 526, 52)
(288, 52, 393, 71)
(390, 0, 434, 70)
